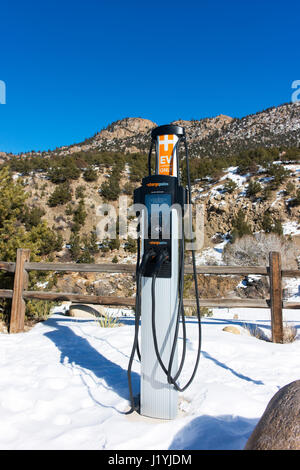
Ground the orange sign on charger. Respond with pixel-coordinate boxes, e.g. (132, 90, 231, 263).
(158, 134, 175, 175)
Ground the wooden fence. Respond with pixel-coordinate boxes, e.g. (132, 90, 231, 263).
(0, 249, 300, 342)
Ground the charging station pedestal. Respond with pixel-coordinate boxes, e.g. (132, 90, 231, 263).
(127, 124, 201, 421)
(138, 125, 184, 420)
(140, 208, 179, 419)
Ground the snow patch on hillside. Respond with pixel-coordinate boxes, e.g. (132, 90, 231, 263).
(282, 221, 300, 236)
(220, 166, 249, 188)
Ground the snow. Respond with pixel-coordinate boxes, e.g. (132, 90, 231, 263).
(282, 221, 300, 236)
(283, 277, 300, 301)
(0, 306, 299, 450)
(220, 167, 249, 188)
(237, 275, 262, 289)
(195, 234, 230, 266)
(195, 244, 225, 265)
(283, 163, 300, 174)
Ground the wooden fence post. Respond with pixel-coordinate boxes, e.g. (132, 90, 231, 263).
(269, 251, 283, 343)
(9, 249, 30, 333)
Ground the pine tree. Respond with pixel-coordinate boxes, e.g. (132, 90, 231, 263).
(48, 182, 73, 207)
(71, 199, 87, 232)
(231, 210, 252, 242)
(0, 167, 63, 323)
(246, 179, 262, 199)
(69, 233, 81, 261)
(83, 167, 98, 182)
(223, 179, 237, 193)
(124, 236, 137, 253)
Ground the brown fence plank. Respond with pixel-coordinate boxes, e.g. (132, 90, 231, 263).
(0, 289, 13, 298)
(10, 261, 300, 277)
(283, 302, 300, 309)
(269, 252, 283, 343)
(23, 291, 136, 307)
(282, 269, 300, 278)
(22, 290, 269, 309)
(0, 261, 16, 273)
(24, 261, 268, 276)
(185, 266, 268, 275)
(183, 298, 269, 308)
(10, 249, 30, 333)
(25, 262, 136, 274)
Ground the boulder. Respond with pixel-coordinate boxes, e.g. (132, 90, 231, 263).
(244, 380, 300, 450)
(68, 303, 107, 319)
(222, 326, 241, 335)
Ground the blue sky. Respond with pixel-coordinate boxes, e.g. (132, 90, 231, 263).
(0, 0, 299, 153)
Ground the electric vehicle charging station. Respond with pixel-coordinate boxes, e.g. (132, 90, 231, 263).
(127, 125, 201, 420)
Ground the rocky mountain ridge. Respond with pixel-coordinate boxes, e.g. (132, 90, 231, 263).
(2, 102, 300, 159)
(57, 102, 300, 158)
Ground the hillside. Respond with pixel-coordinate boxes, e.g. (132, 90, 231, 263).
(3, 152, 300, 303)
(1, 101, 300, 309)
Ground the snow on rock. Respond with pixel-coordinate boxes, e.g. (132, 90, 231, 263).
(283, 163, 300, 174)
(282, 221, 300, 236)
(283, 277, 300, 301)
(195, 234, 230, 266)
(220, 167, 249, 188)
(0, 306, 299, 450)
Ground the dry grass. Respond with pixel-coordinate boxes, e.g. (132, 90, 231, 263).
(242, 321, 298, 343)
(0, 320, 8, 334)
(97, 315, 122, 328)
(242, 323, 270, 342)
(282, 322, 298, 343)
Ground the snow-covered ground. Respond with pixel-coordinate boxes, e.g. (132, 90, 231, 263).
(282, 220, 300, 236)
(195, 242, 227, 265)
(0, 305, 299, 450)
(219, 166, 250, 188)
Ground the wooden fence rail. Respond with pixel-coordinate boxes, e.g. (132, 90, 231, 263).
(1, 249, 299, 342)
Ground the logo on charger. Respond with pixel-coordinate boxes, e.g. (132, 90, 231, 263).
(146, 182, 169, 187)
(158, 134, 177, 175)
(149, 241, 167, 245)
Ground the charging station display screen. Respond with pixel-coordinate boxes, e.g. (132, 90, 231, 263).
(145, 193, 171, 239)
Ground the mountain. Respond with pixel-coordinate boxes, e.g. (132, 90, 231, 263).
(2, 102, 300, 159)
(55, 102, 300, 158)
(0, 152, 8, 164)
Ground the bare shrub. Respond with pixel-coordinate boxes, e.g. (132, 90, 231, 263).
(98, 316, 122, 328)
(242, 322, 297, 343)
(282, 323, 297, 343)
(184, 306, 213, 317)
(223, 233, 299, 269)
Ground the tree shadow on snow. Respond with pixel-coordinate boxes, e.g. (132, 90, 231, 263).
(44, 317, 139, 409)
(169, 414, 258, 450)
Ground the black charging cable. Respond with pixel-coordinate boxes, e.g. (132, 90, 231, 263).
(127, 248, 155, 413)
